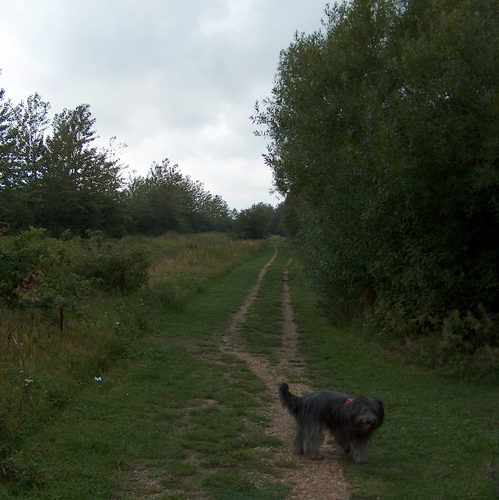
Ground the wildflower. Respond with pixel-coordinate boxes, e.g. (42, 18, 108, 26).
(94, 376, 102, 382)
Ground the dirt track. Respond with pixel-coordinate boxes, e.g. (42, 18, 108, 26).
(221, 248, 350, 500)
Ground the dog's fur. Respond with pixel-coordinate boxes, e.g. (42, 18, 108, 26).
(279, 383, 384, 464)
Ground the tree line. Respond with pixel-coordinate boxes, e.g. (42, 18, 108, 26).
(254, 0, 499, 376)
(0, 84, 279, 239)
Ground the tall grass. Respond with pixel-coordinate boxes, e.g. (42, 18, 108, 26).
(147, 232, 266, 304)
(0, 232, 267, 477)
(0, 240, 281, 500)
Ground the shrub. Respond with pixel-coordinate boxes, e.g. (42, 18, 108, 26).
(0, 228, 52, 307)
(254, 0, 499, 377)
(91, 240, 152, 293)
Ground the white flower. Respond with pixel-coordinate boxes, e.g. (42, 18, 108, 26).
(94, 376, 102, 382)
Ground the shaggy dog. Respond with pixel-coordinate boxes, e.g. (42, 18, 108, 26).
(279, 383, 384, 464)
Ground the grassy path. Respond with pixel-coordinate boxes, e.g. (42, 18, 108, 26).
(221, 246, 349, 499)
(5, 240, 499, 499)
(7, 244, 290, 499)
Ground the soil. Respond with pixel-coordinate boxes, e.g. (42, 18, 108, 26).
(221, 249, 350, 500)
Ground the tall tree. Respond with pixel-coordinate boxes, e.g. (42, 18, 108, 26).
(0, 94, 52, 229)
(236, 203, 277, 239)
(39, 104, 124, 236)
(254, 0, 499, 327)
(122, 159, 233, 235)
(0, 82, 14, 189)
(0, 84, 21, 230)
(10, 93, 50, 185)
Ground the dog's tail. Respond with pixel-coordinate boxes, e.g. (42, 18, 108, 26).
(279, 383, 301, 415)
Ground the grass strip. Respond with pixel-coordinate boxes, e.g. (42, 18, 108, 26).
(239, 240, 293, 363)
(286, 255, 499, 500)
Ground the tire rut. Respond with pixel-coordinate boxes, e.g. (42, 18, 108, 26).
(221, 248, 350, 500)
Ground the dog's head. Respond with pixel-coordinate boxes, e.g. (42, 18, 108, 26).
(344, 396, 384, 434)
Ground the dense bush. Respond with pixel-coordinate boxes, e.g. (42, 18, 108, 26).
(0, 229, 152, 313)
(254, 0, 499, 376)
(0, 227, 52, 306)
(235, 202, 280, 239)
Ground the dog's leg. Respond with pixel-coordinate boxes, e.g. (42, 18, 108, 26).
(303, 422, 325, 459)
(333, 430, 352, 455)
(293, 425, 305, 455)
(351, 439, 369, 465)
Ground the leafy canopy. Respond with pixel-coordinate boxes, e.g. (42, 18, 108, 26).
(254, 0, 499, 342)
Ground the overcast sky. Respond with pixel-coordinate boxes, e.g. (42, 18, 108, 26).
(0, 0, 327, 210)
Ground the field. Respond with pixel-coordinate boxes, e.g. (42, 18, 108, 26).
(0, 235, 498, 499)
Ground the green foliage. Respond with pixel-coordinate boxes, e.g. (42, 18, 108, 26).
(122, 159, 234, 235)
(0, 227, 51, 306)
(65, 233, 152, 294)
(486, 462, 499, 499)
(254, 0, 499, 370)
(278, 196, 300, 237)
(0, 229, 151, 314)
(0, 85, 15, 193)
(39, 104, 125, 237)
(0, 90, 235, 238)
(235, 202, 279, 239)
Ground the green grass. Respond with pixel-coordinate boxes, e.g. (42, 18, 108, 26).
(239, 242, 294, 363)
(1, 238, 498, 499)
(0, 233, 266, 465)
(0, 243, 286, 499)
(285, 255, 499, 500)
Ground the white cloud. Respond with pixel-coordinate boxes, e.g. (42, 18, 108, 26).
(0, 0, 327, 209)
